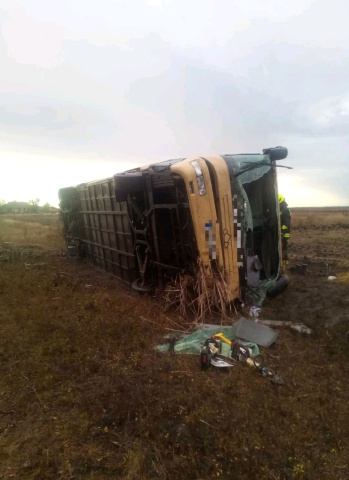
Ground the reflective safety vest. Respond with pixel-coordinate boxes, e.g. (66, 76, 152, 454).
(280, 200, 291, 239)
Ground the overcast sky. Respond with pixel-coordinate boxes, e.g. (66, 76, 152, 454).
(1, 0, 348, 207)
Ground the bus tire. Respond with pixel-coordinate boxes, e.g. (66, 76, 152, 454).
(131, 277, 154, 292)
(266, 274, 290, 298)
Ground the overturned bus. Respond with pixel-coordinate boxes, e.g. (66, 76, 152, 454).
(59, 146, 289, 308)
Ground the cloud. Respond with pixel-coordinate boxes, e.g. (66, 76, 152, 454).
(0, 105, 76, 130)
(0, 95, 115, 155)
(308, 95, 349, 133)
(0, 0, 348, 205)
(278, 167, 349, 207)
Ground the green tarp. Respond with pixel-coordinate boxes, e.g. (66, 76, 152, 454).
(156, 326, 259, 356)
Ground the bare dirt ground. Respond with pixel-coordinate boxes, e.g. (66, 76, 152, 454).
(0, 210, 349, 480)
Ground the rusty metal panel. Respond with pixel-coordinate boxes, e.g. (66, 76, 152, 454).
(76, 178, 138, 285)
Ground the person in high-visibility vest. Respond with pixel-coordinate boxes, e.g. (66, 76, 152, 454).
(279, 194, 291, 261)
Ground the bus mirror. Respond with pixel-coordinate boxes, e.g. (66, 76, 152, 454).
(262, 146, 288, 161)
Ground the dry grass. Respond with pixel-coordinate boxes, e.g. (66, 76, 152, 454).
(1, 212, 349, 479)
(291, 208, 349, 229)
(164, 258, 232, 322)
(0, 214, 63, 248)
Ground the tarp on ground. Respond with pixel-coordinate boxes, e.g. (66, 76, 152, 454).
(156, 326, 259, 356)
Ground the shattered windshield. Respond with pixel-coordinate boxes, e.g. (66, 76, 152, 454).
(223, 154, 272, 185)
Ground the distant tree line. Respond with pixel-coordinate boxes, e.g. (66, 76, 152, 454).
(0, 199, 58, 214)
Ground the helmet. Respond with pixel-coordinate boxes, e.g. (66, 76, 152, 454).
(278, 194, 285, 204)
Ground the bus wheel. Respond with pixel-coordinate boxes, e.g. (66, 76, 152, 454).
(131, 277, 154, 292)
(266, 274, 290, 298)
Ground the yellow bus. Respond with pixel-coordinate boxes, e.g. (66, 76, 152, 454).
(59, 146, 289, 308)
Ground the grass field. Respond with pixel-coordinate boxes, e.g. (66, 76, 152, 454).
(0, 214, 62, 247)
(0, 211, 349, 479)
(291, 208, 349, 229)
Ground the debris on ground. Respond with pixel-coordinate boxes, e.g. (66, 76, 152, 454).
(199, 331, 284, 383)
(156, 325, 259, 356)
(249, 306, 261, 317)
(232, 317, 278, 347)
(211, 355, 236, 368)
(157, 322, 284, 384)
(256, 319, 313, 335)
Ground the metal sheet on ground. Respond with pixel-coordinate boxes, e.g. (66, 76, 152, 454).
(232, 317, 278, 347)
